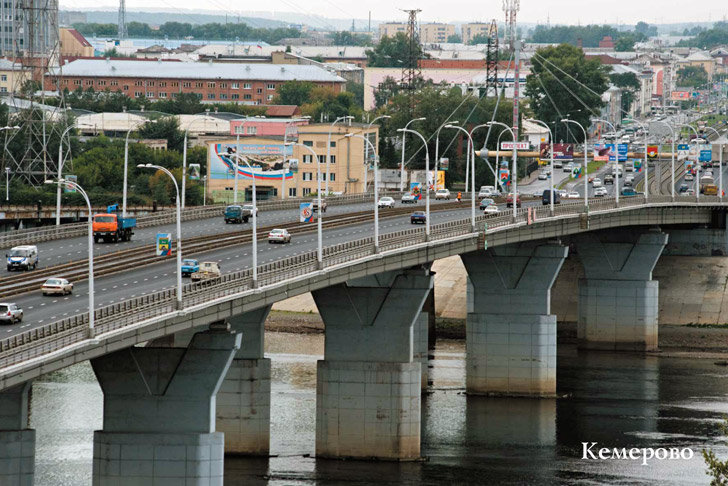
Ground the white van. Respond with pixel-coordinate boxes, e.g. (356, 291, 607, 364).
(6, 245, 39, 271)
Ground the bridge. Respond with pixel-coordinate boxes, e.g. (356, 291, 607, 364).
(0, 195, 722, 485)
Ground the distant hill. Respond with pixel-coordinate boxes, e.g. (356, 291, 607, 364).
(77, 10, 291, 29)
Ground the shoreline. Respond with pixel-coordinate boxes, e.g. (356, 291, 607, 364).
(266, 310, 728, 358)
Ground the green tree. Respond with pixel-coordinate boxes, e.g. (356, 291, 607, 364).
(327, 31, 372, 46)
(677, 65, 709, 88)
(300, 87, 363, 121)
(447, 34, 462, 43)
(366, 32, 421, 67)
(610, 72, 640, 115)
(274, 81, 315, 106)
(525, 44, 609, 143)
(346, 81, 364, 107)
(138, 117, 185, 152)
(615, 35, 637, 52)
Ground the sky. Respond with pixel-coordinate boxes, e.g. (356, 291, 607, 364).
(60, 0, 728, 26)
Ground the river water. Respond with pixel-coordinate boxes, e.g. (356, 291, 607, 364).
(30, 332, 728, 485)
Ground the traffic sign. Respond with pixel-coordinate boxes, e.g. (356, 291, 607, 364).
(500, 141, 530, 150)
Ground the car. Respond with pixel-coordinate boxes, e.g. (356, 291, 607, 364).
(624, 176, 634, 187)
(553, 160, 563, 168)
(542, 190, 561, 205)
(191, 261, 222, 282)
(604, 174, 614, 185)
(685, 173, 694, 181)
(378, 197, 395, 208)
(558, 190, 569, 198)
(592, 178, 602, 188)
(435, 189, 451, 200)
(401, 193, 418, 204)
(479, 198, 496, 210)
(483, 205, 500, 214)
(593, 187, 608, 197)
(0, 303, 22, 324)
(268, 228, 291, 244)
(242, 204, 259, 216)
(681, 189, 696, 196)
(621, 187, 638, 196)
(478, 186, 496, 198)
(679, 183, 689, 193)
(566, 192, 581, 199)
(41, 278, 73, 296)
(181, 259, 200, 277)
(538, 172, 548, 180)
(6, 245, 38, 271)
(410, 211, 427, 224)
(506, 193, 521, 208)
(563, 163, 574, 173)
(531, 190, 543, 198)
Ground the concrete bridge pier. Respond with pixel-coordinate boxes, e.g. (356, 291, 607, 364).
(461, 242, 569, 397)
(312, 267, 434, 461)
(90, 324, 240, 486)
(217, 306, 272, 455)
(0, 382, 34, 486)
(575, 229, 668, 351)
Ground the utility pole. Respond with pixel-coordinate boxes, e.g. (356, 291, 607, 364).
(118, 0, 128, 40)
(504, 0, 521, 140)
(400, 9, 422, 114)
(484, 20, 499, 98)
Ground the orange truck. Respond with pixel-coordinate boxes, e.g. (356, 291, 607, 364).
(92, 204, 136, 243)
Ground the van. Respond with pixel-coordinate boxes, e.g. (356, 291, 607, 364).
(542, 190, 561, 205)
(6, 245, 39, 271)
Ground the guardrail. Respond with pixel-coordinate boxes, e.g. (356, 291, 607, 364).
(2, 194, 715, 371)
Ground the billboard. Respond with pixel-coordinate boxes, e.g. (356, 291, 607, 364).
(439, 157, 449, 171)
(188, 163, 201, 180)
(647, 146, 658, 159)
(499, 168, 510, 186)
(607, 144, 629, 162)
(156, 233, 172, 256)
(671, 91, 691, 100)
(700, 149, 713, 162)
(426, 170, 445, 191)
(64, 175, 77, 193)
(678, 144, 690, 161)
(208, 141, 294, 181)
(299, 203, 314, 223)
(540, 143, 573, 161)
(593, 144, 613, 162)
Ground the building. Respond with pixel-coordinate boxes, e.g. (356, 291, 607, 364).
(0, 3, 56, 58)
(681, 51, 717, 82)
(461, 23, 490, 44)
(378, 22, 408, 39)
(420, 23, 456, 44)
(74, 112, 230, 138)
(47, 59, 347, 105)
(59, 28, 93, 58)
(598, 36, 615, 50)
(196, 45, 369, 68)
(0, 59, 26, 95)
(206, 123, 379, 202)
(230, 117, 310, 138)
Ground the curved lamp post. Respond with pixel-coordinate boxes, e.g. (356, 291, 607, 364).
(137, 164, 183, 309)
(679, 124, 701, 202)
(326, 116, 354, 195)
(400, 117, 426, 191)
(397, 127, 431, 239)
(435, 120, 458, 186)
(55, 125, 76, 226)
(624, 118, 649, 202)
(123, 119, 156, 217)
(528, 118, 557, 213)
(346, 133, 381, 252)
(652, 120, 677, 201)
(487, 121, 517, 221)
(288, 142, 323, 267)
(592, 118, 619, 204)
(561, 119, 588, 209)
(363, 115, 390, 193)
(444, 124, 476, 231)
(282, 116, 311, 199)
(703, 126, 724, 200)
(182, 114, 211, 209)
(230, 153, 258, 286)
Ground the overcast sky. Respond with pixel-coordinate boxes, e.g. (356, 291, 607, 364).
(61, 0, 728, 26)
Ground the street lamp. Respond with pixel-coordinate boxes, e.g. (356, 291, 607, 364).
(4, 167, 9, 202)
(679, 124, 701, 202)
(624, 118, 649, 203)
(703, 126, 724, 200)
(364, 115, 391, 193)
(444, 124, 476, 231)
(561, 119, 589, 209)
(397, 127, 431, 239)
(288, 142, 324, 267)
(137, 163, 183, 309)
(202, 175, 207, 206)
(469, 124, 490, 205)
(592, 118, 619, 204)
(435, 120, 458, 185)
(122, 119, 153, 218)
(182, 114, 211, 209)
(652, 120, 677, 201)
(400, 117, 426, 191)
(346, 133, 381, 252)
(326, 116, 353, 195)
(44, 178, 95, 337)
(282, 116, 310, 199)
(528, 118, 557, 213)
(56, 124, 76, 226)
(229, 153, 259, 286)
(487, 121, 517, 221)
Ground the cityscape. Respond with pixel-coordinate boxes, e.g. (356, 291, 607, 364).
(0, 0, 728, 485)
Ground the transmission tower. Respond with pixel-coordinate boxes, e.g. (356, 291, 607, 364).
(118, 0, 128, 40)
(5, 0, 68, 186)
(484, 20, 499, 98)
(400, 8, 422, 111)
(503, 0, 520, 140)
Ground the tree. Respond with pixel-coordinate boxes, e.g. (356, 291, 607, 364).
(525, 44, 609, 143)
(274, 81, 315, 106)
(138, 117, 185, 152)
(366, 32, 421, 67)
(610, 72, 640, 115)
(447, 34, 462, 43)
(327, 31, 372, 46)
(346, 81, 364, 107)
(635, 21, 657, 38)
(615, 35, 637, 52)
(300, 87, 363, 122)
(677, 65, 709, 88)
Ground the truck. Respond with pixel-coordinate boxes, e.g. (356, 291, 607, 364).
(311, 199, 327, 212)
(224, 205, 252, 224)
(92, 205, 136, 243)
(191, 261, 221, 282)
(180, 259, 200, 278)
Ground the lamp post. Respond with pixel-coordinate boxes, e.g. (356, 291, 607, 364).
(592, 118, 619, 204)
(5, 167, 9, 201)
(289, 142, 324, 266)
(653, 120, 677, 200)
(44, 178, 95, 337)
(494, 129, 507, 193)
(364, 115, 391, 193)
(397, 127, 431, 239)
(202, 176, 207, 206)
(528, 118, 556, 213)
(435, 120, 458, 187)
(137, 164, 183, 309)
(346, 134, 381, 252)
(488, 121, 517, 221)
(400, 117, 426, 191)
(561, 119, 589, 209)
(468, 123, 490, 205)
(182, 114, 210, 209)
(326, 116, 353, 195)
(625, 118, 649, 202)
(56, 124, 76, 226)
(122, 120, 152, 218)
(230, 153, 259, 286)
(703, 126, 724, 200)
(444, 125, 476, 231)
(282, 116, 311, 200)
(680, 124, 701, 202)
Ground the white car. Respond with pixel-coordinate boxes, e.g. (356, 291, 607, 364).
(378, 197, 395, 208)
(268, 228, 291, 244)
(41, 278, 73, 296)
(593, 187, 608, 197)
(483, 205, 500, 214)
(592, 178, 602, 188)
(538, 172, 548, 180)
(435, 189, 451, 200)
(401, 193, 418, 204)
(242, 204, 259, 216)
(685, 173, 694, 181)
(566, 191, 581, 199)
(563, 163, 574, 173)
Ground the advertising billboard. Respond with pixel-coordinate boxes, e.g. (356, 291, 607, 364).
(671, 91, 691, 100)
(540, 143, 573, 161)
(208, 141, 294, 181)
(647, 146, 659, 159)
(700, 149, 713, 162)
(439, 158, 449, 171)
(156, 233, 172, 256)
(64, 175, 77, 193)
(593, 144, 613, 162)
(188, 164, 200, 180)
(678, 144, 690, 161)
(299, 203, 314, 223)
(607, 144, 629, 162)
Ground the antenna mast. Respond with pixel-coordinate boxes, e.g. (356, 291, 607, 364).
(484, 20, 499, 98)
(400, 8, 422, 112)
(503, 0, 521, 140)
(118, 0, 128, 40)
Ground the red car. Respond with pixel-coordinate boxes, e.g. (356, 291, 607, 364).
(506, 193, 522, 208)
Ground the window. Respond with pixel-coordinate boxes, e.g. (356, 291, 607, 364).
(330, 141, 336, 148)
(330, 155, 336, 164)
(220, 93, 228, 100)
(303, 154, 312, 163)
(267, 95, 274, 101)
(183, 82, 191, 88)
(159, 92, 167, 98)
(146, 92, 155, 98)
(303, 187, 312, 196)
(73, 79, 82, 85)
(147, 81, 155, 87)
(288, 188, 297, 197)
(159, 82, 166, 87)
(256, 88, 262, 94)
(195, 82, 203, 88)
(85, 79, 93, 86)
(97, 80, 106, 86)
(246, 126, 257, 135)
(110, 80, 118, 86)
(232, 94, 239, 100)
(244, 94, 252, 100)
(195, 93, 202, 99)
(232, 82, 239, 89)
(134, 91, 143, 97)
(207, 93, 215, 99)
(207, 82, 215, 88)
(135, 81, 143, 86)
(123, 85, 129, 90)
(303, 141, 313, 147)
(302, 172, 313, 181)
(0, 87, 6, 93)
(243, 83, 251, 89)
(267, 83, 275, 90)
(219, 82, 227, 88)
(329, 173, 335, 182)
(171, 82, 179, 87)
(171, 93, 178, 98)
(317, 155, 326, 165)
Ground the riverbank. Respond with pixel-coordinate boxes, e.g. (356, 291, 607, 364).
(266, 310, 728, 357)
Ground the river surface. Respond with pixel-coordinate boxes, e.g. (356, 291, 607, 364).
(29, 332, 728, 485)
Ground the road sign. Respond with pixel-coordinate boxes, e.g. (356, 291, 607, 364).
(700, 149, 713, 162)
(156, 233, 171, 256)
(300, 203, 313, 223)
(647, 146, 658, 159)
(500, 141, 530, 150)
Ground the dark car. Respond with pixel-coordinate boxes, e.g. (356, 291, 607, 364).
(410, 211, 427, 224)
(541, 190, 561, 205)
(479, 198, 496, 210)
(604, 174, 614, 185)
(678, 183, 689, 193)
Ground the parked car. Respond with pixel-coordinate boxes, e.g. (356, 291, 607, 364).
(181, 259, 200, 278)
(40, 278, 73, 296)
(484, 205, 500, 214)
(0, 303, 22, 324)
(268, 228, 292, 244)
(506, 193, 521, 208)
(593, 187, 608, 197)
(435, 189, 451, 200)
(6, 245, 38, 271)
(479, 198, 496, 210)
(401, 193, 418, 204)
(378, 197, 395, 208)
(191, 261, 222, 282)
(410, 211, 427, 224)
(542, 190, 561, 205)
(592, 178, 602, 188)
